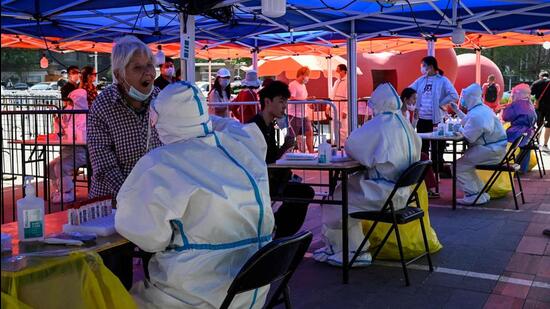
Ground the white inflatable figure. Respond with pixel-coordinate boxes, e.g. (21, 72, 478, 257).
(450, 83, 507, 205)
(313, 83, 421, 267)
(115, 81, 274, 309)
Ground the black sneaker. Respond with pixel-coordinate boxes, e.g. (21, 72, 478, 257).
(543, 229, 550, 237)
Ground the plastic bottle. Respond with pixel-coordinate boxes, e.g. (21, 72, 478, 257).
(318, 135, 332, 164)
(17, 177, 45, 242)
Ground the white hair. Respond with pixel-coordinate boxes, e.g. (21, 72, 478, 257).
(111, 35, 153, 83)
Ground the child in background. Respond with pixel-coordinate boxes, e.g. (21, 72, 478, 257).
(48, 89, 88, 203)
(401, 87, 439, 198)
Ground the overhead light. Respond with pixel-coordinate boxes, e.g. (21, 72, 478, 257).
(543, 41, 550, 50)
(40, 53, 48, 69)
(451, 24, 465, 45)
(155, 45, 165, 66)
(261, 0, 286, 18)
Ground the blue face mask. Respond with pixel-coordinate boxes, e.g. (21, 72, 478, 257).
(127, 84, 154, 102)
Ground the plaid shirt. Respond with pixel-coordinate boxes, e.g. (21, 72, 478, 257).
(87, 84, 162, 198)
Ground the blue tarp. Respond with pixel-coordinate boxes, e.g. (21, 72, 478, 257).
(2, 0, 549, 47)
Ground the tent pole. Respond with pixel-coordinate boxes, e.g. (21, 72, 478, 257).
(179, 13, 196, 82)
(347, 20, 358, 137)
(327, 55, 333, 98)
(94, 51, 98, 83)
(427, 37, 436, 57)
(252, 38, 258, 70)
(475, 48, 481, 84)
(208, 59, 212, 83)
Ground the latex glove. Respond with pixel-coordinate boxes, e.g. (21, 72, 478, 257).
(450, 102, 466, 119)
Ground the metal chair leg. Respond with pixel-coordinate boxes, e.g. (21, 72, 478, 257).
(393, 224, 410, 286)
(516, 171, 525, 204)
(283, 286, 292, 309)
(535, 149, 544, 178)
(508, 170, 519, 210)
(350, 221, 379, 266)
(419, 218, 433, 272)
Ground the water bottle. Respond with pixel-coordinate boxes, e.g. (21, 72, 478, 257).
(17, 177, 45, 242)
(318, 136, 332, 164)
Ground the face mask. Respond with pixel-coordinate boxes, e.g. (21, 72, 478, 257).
(420, 65, 427, 75)
(406, 104, 416, 111)
(62, 73, 68, 79)
(93, 81, 98, 87)
(165, 67, 175, 77)
(126, 80, 154, 102)
(303, 77, 309, 84)
(70, 74, 79, 83)
(219, 79, 230, 88)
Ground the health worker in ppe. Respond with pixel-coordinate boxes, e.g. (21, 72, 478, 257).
(115, 81, 275, 309)
(313, 83, 421, 267)
(450, 83, 507, 205)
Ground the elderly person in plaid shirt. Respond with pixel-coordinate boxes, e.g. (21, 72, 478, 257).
(87, 36, 163, 199)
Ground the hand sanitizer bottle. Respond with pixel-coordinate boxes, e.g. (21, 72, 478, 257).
(318, 135, 332, 164)
(17, 177, 45, 242)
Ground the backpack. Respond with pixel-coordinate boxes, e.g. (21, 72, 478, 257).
(485, 83, 498, 103)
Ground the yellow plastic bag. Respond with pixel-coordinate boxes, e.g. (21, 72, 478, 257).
(476, 142, 537, 199)
(1, 252, 136, 309)
(360, 182, 443, 260)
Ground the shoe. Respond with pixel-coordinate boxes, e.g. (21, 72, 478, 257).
(327, 252, 372, 268)
(542, 145, 550, 153)
(428, 190, 440, 199)
(312, 246, 334, 263)
(457, 193, 489, 206)
(543, 229, 550, 237)
(52, 191, 75, 204)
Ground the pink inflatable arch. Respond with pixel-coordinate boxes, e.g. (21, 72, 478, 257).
(277, 49, 458, 99)
(454, 53, 504, 100)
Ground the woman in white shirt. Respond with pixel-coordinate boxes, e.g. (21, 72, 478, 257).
(208, 68, 232, 117)
(409, 56, 459, 174)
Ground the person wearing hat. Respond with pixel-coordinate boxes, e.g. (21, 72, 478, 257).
(154, 56, 177, 90)
(208, 68, 232, 117)
(57, 69, 68, 89)
(231, 70, 261, 123)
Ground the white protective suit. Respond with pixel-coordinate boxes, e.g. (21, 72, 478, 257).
(115, 81, 275, 309)
(454, 83, 507, 205)
(313, 83, 421, 267)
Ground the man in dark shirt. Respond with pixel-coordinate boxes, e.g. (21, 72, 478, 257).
(154, 57, 177, 90)
(60, 66, 80, 104)
(247, 81, 315, 239)
(531, 71, 550, 150)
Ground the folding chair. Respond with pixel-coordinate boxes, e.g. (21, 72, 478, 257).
(473, 134, 526, 209)
(348, 160, 434, 286)
(220, 231, 313, 309)
(518, 125, 546, 178)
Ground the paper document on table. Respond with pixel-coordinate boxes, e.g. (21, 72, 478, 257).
(284, 153, 318, 161)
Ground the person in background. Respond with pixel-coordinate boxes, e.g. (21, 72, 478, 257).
(116, 82, 274, 308)
(409, 56, 459, 177)
(247, 80, 315, 239)
(154, 57, 177, 90)
(57, 70, 68, 89)
(288, 66, 314, 153)
(450, 83, 507, 205)
(80, 65, 98, 107)
(231, 70, 261, 123)
(401, 87, 439, 198)
(531, 71, 550, 152)
(49, 89, 88, 203)
(175, 67, 182, 81)
(330, 64, 348, 145)
(313, 83, 421, 267)
(60, 65, 80, 104)
(208, 68, 232, 117)
(502, 83, 537, 172)
(482, 74, 501, 113)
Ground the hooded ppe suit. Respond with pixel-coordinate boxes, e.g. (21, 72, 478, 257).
(313, 83, 421, 267)
(115, 82, 274, 309)
(455, 84, 507, 205)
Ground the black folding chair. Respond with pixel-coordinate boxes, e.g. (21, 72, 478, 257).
(220, 231, 313, 309)
(349, 160, 434, 286)
(473, 134, 526, 209)
(517, 125, 546, 178)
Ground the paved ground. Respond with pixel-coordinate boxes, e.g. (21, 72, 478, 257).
(285, 151, 550, 309)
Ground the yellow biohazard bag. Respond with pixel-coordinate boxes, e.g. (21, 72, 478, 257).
(1, 252, 136, 309)
(360, 182, 443, 260)
(476, 142, 537, 199)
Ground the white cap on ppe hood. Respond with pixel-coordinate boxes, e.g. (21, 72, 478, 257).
(461, 83, 483, 110)
(68, 89, 88, 110)
(152, 81, 212, 144)
(368, 83, 402, 115)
